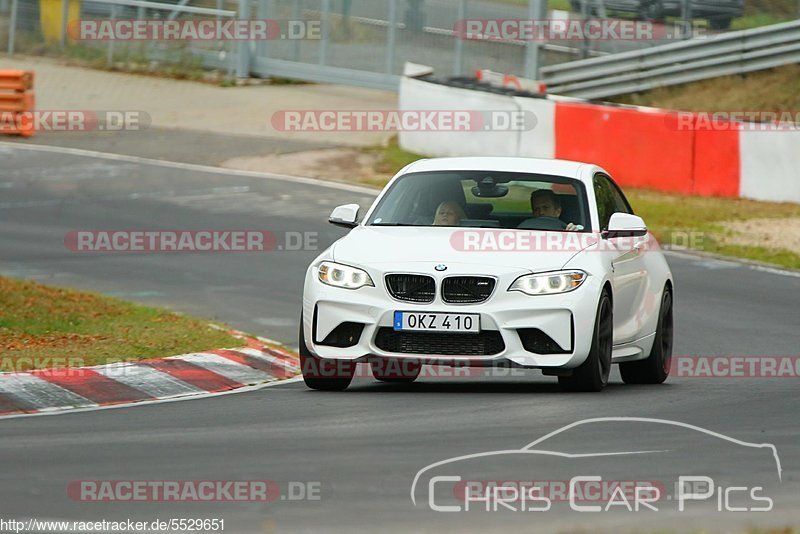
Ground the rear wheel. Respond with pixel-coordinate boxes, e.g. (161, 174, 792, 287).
(299, 318, 355, 391)
(370, 358, 421, 383)
(559, 289, 613, 392)
(620, 286, 673, 384)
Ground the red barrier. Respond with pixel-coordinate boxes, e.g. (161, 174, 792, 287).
(555, 102, 742, 197)
(691, 120, 740, 197)
(555, 101, 695, 194)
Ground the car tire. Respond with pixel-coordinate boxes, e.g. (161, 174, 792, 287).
(620, 286, 673, 385)
(559, 289, 613, 392)
(299, 317, 355, 391)
(370, 358, 421, 383)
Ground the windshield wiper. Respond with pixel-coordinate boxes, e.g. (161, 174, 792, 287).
(370, 222, 417, 226)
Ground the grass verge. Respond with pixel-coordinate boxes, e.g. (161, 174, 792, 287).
(0, 276, 239, 372)
(365, 137, 424, 178)
(364, 141, 800, 270)
(610, 64, 800, 114)
(625, 189, 800, 269)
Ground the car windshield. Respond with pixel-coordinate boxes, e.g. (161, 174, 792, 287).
(366, 171, 590, 231)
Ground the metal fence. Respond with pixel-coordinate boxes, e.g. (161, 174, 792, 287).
(2, 0, 239, 78)
(540, 18, 800, 98)
(213, 0, 557, 90)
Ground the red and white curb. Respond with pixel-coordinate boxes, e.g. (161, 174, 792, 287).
(0, 336, 300, 419)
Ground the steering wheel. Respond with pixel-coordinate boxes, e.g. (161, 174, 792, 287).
(518, 216, 567, 231)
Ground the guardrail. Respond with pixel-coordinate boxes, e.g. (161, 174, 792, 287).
(540, 19, 800, 99)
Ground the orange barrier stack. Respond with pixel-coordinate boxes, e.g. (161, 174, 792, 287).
(0, 71, 35, 137)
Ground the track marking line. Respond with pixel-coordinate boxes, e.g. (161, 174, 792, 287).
(0, 141, 378, 195)
(665, 249, 800, 278)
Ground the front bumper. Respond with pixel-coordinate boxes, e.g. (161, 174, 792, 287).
(302, 264, 604, 369)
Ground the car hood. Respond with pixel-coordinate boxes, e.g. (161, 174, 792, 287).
(331, 226, 596, 272)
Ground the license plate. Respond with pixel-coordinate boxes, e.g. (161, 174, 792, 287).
(393, 311, 480, 333)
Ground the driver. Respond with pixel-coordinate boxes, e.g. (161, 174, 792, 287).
(531, 190, 579, 231)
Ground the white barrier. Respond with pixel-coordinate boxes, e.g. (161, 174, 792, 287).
(398, 77, 521, 158)
(514, 95, 556, 159)
(739, 128, 800, 203)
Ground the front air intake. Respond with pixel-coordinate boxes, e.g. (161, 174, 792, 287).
(374, 328, 504, 355)
(517, 328, 570, 354)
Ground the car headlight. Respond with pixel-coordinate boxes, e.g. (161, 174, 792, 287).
(508, 270, 587, 295)
(317, 261, 374, 290)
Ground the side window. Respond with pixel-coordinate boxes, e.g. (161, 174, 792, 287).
(593, 174, 632, 230)
(608, 179, 634, 216)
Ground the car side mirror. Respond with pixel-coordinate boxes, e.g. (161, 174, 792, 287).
(329, 204, 360, 229)
(604, 213, 647, 238)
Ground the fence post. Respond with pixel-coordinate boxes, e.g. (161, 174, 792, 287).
(236, 0, 251, 78)
(385, 0, 398, 74)
(524, 0, 546, 78)
(319, 0, 330, 66)
(107, 4, 117, 66)
(454, 0, 466, 75)
(7, 0, 17, 55)
(681, 0, 693, 39)
(60, 0, 69, 47)
(580, 0, 591, 58)
(256, 0, 269, 58)
(292, 0, 301, 61)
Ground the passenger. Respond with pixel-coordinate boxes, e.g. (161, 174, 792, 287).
(433, 201, 466, 226)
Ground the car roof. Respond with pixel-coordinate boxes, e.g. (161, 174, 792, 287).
(400, 157, 597, 181)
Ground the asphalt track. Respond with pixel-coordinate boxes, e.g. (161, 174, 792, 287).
(1, 143, 798, 533)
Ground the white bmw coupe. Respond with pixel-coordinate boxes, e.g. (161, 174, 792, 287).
(300, 157, 673, 392)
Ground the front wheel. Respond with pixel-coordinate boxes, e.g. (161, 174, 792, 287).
(559, 289, 613, 392)
(620, 286, 673, 384)
(299, 318, 355, 391)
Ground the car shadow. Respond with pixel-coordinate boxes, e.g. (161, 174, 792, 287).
(342, 380, 638, 394)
